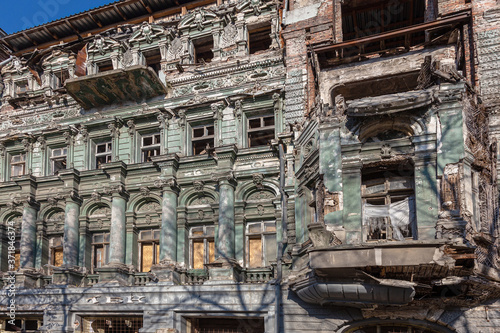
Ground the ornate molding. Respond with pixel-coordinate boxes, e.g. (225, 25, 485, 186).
(211, 171, 237, 187)
(79, 125, 89, 143)
(140, 186, 151, 196)
(193, 180, 205, 194)
(103, 184, 129, 199)
(8, 193, 39, 210)
(252, 173, 264, 189)
(154, 177, 180, 194)
(127, 119, 136, 137)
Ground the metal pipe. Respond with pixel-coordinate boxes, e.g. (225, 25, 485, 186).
(0, 56, 13, 68)
(275, 142, 288, 333)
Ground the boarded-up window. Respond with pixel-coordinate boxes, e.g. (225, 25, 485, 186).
(190, 226, 215, 269)
(50, 236, 64, 268)
(139, 229, 160, 272)
(14, 251, 20, 271)
(246, 221, 277, 268)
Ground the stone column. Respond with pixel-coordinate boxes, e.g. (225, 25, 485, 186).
(108, 188, 128, 265)
(216, 174, 237, 261)
(20, 196, 39, 269)
(96, 184, 129, 286)
(159, 178, 180, 263)
(63, 197, 81, 267)
(52, 194, 83, 286)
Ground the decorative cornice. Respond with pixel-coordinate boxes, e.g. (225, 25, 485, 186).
(169, 57, 284, 85)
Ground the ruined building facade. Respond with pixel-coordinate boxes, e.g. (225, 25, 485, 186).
(0, 0, 500, 332)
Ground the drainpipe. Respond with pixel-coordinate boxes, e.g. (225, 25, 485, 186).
(275, 142, 288, 333)
(0, 56, 13, 68)
(282, 0, 289, 26)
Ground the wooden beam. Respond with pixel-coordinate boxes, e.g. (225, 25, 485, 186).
(0, 39, 16, 52)
(139, 0, 153, 14)
(87, 13, 103, 28)
(43, 27, 59, 41)
(113, 5, 128, 20)
(65, 19, 80, 34)
(22, 32, 38, 46)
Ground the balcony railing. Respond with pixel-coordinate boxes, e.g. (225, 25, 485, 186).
(185, 269, 209, 285)
(86, 274, 99, 287)
(243, 267, 275, 283)
(133, 272, 153, 286)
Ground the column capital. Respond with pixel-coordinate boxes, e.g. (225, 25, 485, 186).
(154, 177, 180, 194)
(47, 190, 82, 206)
(8, 193, 39, 210)
(212, 171, 237, 188)
(103, 184, 129, 200)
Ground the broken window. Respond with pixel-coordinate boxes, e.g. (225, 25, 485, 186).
(141, 133, 161, 162)
(192, 124, 214, 155)
(249, 23, 272, 54)
(51, 147, 67, 175)
(189, 226, 215, 269)
(95, 141, 112, 168)
(362, 162, 415, 241)
(247, 114, 275, 147)
(15, 80, 28, 96)
(4, 318, 43, 332)
(188, 317, 265, 333)
(139, 229, 160, 272)
(193, 35, 214, 63)
(10, 153, 26, 178)
(144, 49, 162, 74)
(50, 236, 64, 269)
(91, 232, 110, 273)
(97, 60, 113, 73)
(246, 221, 277, 268)
(81, 317, 143, 333)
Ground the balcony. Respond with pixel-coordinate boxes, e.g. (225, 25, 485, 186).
(314, 11, 471, 66)
(65, 65, 168, 110)
(289, 238, 485, 308)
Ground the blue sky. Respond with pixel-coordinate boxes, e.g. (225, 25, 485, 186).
(0, 0, 115, 34)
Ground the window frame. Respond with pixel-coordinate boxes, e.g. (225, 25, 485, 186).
(245, 221, 277, 268)
(190, 123, 215, 155)
(91, 232, 110, 273)
(50, 146, 67, 175)
(49, 236, 64, 270)
(140, 132, 161, 162)
(189, 225, 215, 269)
(138, 229, 160, 272)
(10, 152, 26, 178)
(246, 113, 275, 148)
(361, 164, 415, 241)
(95, 141, 112, 169)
